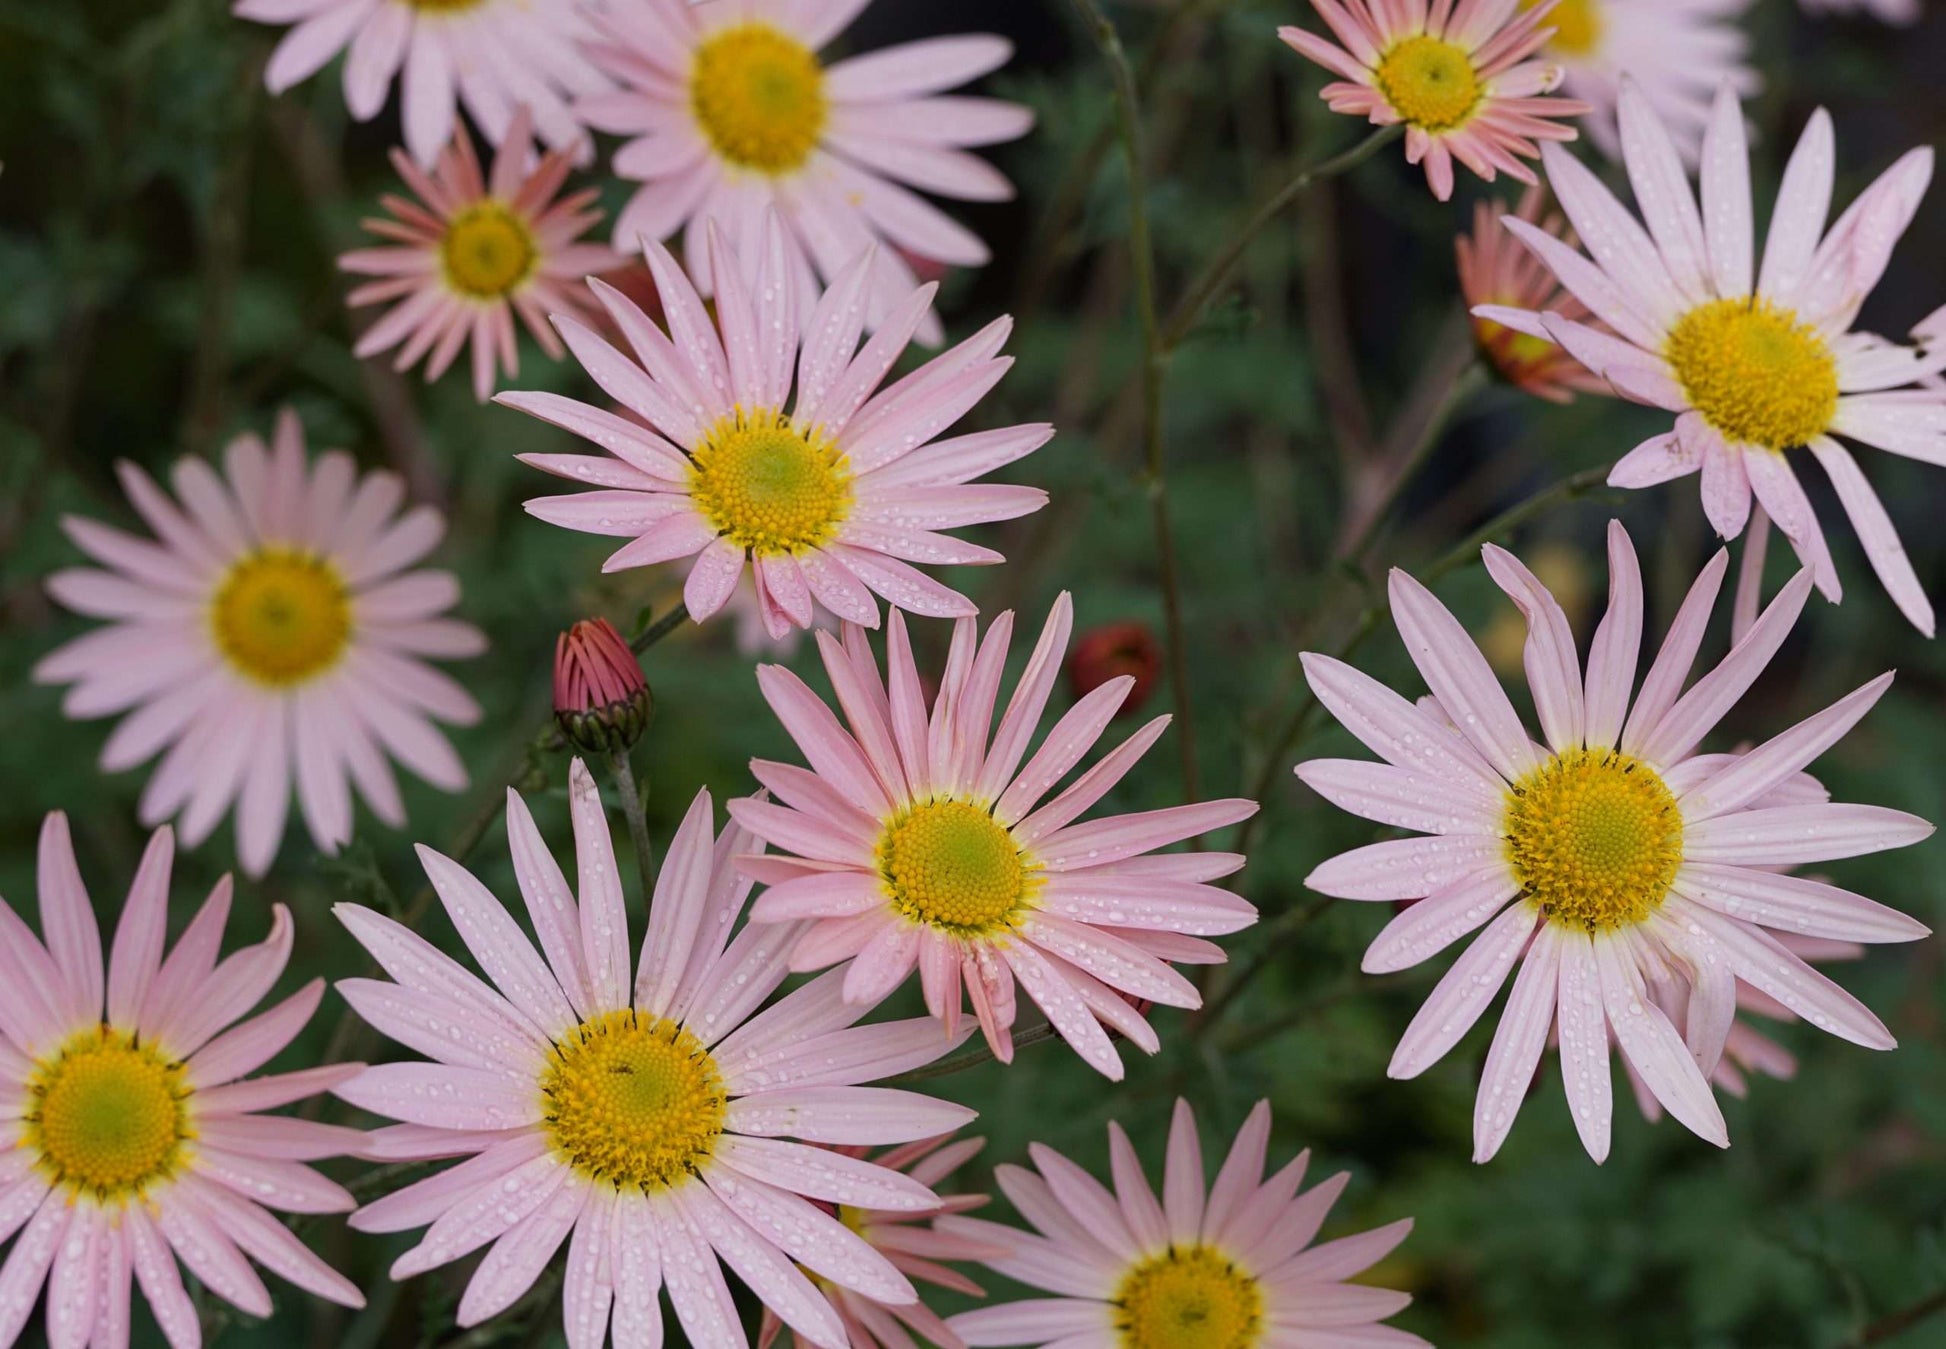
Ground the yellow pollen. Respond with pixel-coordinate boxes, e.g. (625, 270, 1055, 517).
(1664, 297, 1838, 452)
(24, 1027, 191, 1202)
(539, 1010, 727, 1193)
(1373, 35, 1484, 133)
(690, 23, 827, 176)
(441, 200, 539, 301)
(1113, 1245, 1265, 1349)
(210, 547, 352, 687)
(878, 800, 1034, 938)
(1520, 0, 1602, 55)
(688, 408, 852, 556)
(1504, 748, 1684, 932)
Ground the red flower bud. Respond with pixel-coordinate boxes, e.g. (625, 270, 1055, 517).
(1066, 622, 1162, 717)
(554, 618, 653, 753)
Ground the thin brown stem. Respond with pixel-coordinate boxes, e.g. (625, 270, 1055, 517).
(1162, 125, 1402, 353)
(889, 1021, 1059, 1083)
(1068, 0, 1201, 803)
(1848, 1288, 1946, 1347)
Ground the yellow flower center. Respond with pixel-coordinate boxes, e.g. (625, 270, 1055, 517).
(688, 408, 852, 556)
(539, 1010, 727, 1194)
(1520, 0, 1602, 55)
(878, 800, 1034, 938)
(1664, 297, 1839, 452)
(24, 1028, 191, 1202)
(1373, 35, 1483, 133)
(1504, 748, 1684, 931)
(1114, 1245, 1265, 1349)
(690, 23, 828, 176)
(210, 547, 352, 687)
(441, 200, 539, 301)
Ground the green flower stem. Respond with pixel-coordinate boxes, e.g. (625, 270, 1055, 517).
(606, 745, 656, 909)
(889, 1021, 1059, 1083)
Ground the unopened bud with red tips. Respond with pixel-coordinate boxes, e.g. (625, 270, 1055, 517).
(1066, 621, 1162, 718)
(554, 618, 652, 753)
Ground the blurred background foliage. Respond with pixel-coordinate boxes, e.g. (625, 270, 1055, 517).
(3, 0, 1946, 1345)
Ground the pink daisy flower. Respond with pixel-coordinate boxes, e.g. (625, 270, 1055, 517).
(942, 1099, 1426, 1349)
(1477, 82, 1946, 633)
(1297, 521, 1932, 1162)
(240, 0, 607, 167)
(343, 107, 622, 403)
(502, 216, 1053, 639)
(758, 1133, 1011, 1349)
(0, 813, 366, 1349)
(334, 760, 979, 1347)
(577, 0, 1034, 344)
(33, 411, 485, 877)
(1277, 0, 1590, 201)
(1516, 0, 1756, 162)
(730, 595, 1261, 1081)
(1457, 186, 1607, 403)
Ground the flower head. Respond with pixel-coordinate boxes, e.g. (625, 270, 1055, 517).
(1297, 521, 1931, 1162)
(1478, 82, 1946, 632)
(759, 1133, 1010, 1349)
(1457, 187, 1608, 403)
(344, 108, 621, 403)
(1068, 620, 1164, 717)
(943, 1099, 1426, 1349)
(34, 411, 485, 876)
(1278, 0, 1589, 201)
(578, 0, 1033, 344)
(730, 595, 1260, 1080)
(1512, 0, 1756, 162)
(334, 760, 977, 1347)
(0, 814, 366, 1345)
(239, 0, 607, 166)
(504, 216, 1053, 639)
(554, 618, 652, 753)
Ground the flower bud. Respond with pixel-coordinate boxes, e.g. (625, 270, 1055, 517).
(554, 618, 652, 753)
(1066, 621, 1162, 718)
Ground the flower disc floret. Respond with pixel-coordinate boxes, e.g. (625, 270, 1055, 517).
(1521, 0, 1602, 54)
(24, 1027, 190, 1201)
(689, 23, 828, 175)
(878, 800, 1031, 937)
(210, 546, 353, 686)
(1663, 297, 1839, 451)
(1374, 36, 1484, 132)
(1112, 1245, 1265, 1349)
(688, 408, 852, 556)
(440, 201, 539, 300)
(1504, 748, 1684, 931)
(540, 1009, 728, 1193)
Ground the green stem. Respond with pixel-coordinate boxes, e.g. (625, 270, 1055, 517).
(1849, 1288, 1946, 1347)
(1068, 0, 1201, 804)
(1193, 893, 1335, 1036)
(1162, 125, 1402, 352)
(630, 600, 689, 654)
(606, 745, 656, 906)
(889, 1021, 1058, 1083)
(1341, 360, 1484, 565)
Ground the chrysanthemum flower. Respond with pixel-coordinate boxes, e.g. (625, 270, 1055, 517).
(239, 0, 606, 167)
(942, 1099, 1426, 1349)
(732, 596, 1260, 1080)
(1457, 187, 1607, 403)
(577, 0, 1032, 344)
(1277, 0, 1589, 201)
(335, 760, 978, 1347)
(1513, 0, 1755, 162)
(1296, 521, 1932, 1162)
(758, 1133, 1009, 1349)
(343, 108, 621, 403)
(0, 813, 366, 1347)
(1478, 82, 1946, 633)
(34, 412, 485, 877)
(503, 217, 1053, 638)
